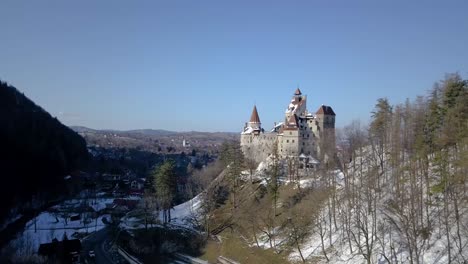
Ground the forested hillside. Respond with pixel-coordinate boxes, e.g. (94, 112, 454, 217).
(291, 74, 468, 263)
(0, 81, 88, 225)
(185, 73, 468, 264)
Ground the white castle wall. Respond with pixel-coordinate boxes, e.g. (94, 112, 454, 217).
(241, 133, 277, 163)
(279, 130, 300, 156)
(241, 119, 322, 162)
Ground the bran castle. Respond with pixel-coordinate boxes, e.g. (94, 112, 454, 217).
(240, 88, 336, 164)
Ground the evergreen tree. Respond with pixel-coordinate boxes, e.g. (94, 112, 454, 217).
(219, 142, 245, 209)
(153, 160, 177, 223)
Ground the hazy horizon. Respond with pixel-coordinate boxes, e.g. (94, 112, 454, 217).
(2, 1, 468, 132)
(69, 125, 240, 133)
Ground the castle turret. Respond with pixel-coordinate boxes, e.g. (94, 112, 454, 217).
(247, 105, 261, 131)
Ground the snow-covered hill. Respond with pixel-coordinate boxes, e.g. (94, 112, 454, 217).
(284, 146, 468, 264)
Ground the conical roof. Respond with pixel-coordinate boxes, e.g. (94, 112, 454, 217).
(294, 88, 302, 95)
(249, 105, 261, 123)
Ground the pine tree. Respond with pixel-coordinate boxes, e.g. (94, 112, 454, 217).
(153, 160, 177, 223)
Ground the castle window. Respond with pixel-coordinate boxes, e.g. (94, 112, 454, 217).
(307, 134, 309, 138)
(292, 140, 295, 143)
(287, 140, 289, 143)
(289, 132, 292, 135)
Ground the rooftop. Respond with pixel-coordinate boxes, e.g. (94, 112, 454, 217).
(249, 105, 261, 123)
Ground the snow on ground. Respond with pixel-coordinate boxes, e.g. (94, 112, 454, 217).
(297, 178, 316, 189)
(288, 223, 343, 263)
(287, 199, 465, 264)
(257, 161, 268, 173)
(8, 197, 116, 254)
(121, 194, 202, 231)
(285, 150, 468, 264)
(90, 198, 114, 212)
(10, 212, 110, 254)
(120, 216, 146, 230)
(160, 195, 202, 226)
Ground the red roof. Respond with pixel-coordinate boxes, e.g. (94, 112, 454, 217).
(249, 105, 261, 123)
(315, 105, 336, 116)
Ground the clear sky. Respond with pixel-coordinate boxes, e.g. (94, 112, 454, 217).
(1, 1, 467, 132)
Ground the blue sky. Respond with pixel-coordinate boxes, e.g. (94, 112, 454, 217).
(1, 1, 467, 132)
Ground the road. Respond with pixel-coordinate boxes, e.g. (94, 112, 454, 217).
(80, 225, 204, 264)
(82, 227, 122, 264)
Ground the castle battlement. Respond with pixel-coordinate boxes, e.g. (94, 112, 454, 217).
(240, 88, 336, 163)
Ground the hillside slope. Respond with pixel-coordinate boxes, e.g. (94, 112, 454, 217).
(192, 74, 467, 264)
(0, 81, 88, 225)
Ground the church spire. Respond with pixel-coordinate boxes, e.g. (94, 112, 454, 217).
(249, 105, 261, 123)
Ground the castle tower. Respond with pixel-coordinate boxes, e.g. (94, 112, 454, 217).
(315, 105, 336, 130)
(247, 105, 261, 131)
(315, 105, 336, 156)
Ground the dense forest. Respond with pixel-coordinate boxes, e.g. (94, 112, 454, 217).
(0, 81, 88, 225)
